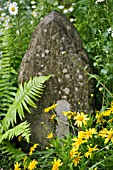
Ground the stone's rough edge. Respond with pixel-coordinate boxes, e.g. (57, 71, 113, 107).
(31, 10, 83, 50)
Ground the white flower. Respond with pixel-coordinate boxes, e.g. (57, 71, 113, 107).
(30, 21, 33, 24)
(31, 5, 36, 9)
(72, 3, 76, 6)
(9, 2, 18, 15)
(95, 0, 105, 4)
(107, 27, 112, 33)
(20, 1, 23, 3)
(16, 30, 19, 35)
(63, 9, 68, 13)
(1, 12, 6, 17)
(68, 7, 74, 12)
(70, 18, 75, 22)
(58, 5, 64, 9)
(111, 31, 113, 38)
(31, 1, 36, 4)
(54, 2, 58, 6)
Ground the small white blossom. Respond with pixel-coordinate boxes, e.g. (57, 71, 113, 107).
(54, 2, 58, 6)
(16, 30, 19, 35)
(30, 21, 33, 24)
(95, 0, 105, 4)
(8, 2, 18, 15)
(1, 13, 6, 17)
(63, 9, 68, 13)
(31, 1, 36, 4)
(58, 5, 64, 9)
(107, 27, 112, 33)
(68, 7, 74, 12)
(70, 18, 75, 22)
(32, 5, 36, 9)
(111, 31, 113, 38)
(72, 3, 76, 6)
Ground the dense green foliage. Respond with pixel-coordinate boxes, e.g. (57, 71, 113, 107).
(0, 0, 113, 169)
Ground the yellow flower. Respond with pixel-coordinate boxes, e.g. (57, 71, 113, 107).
(29, 144, 38, 156)
(23, 156, 27, 163)
(104, 128, 113, 144)
(89, 168, 98, 170)
(47, 132, 53, 139)
(72, 131, 87, 148)
(98, 128, 107, 138)
(74, 112, 89, 127)
(18, 135, 22, 142)
(96, 112, 106, 124)
(102, 110, 111, 116)
(14, 162, 21, 170)
(52, 158, 63, 170)
(70, 147, 78, 158)
(49, 114, 56, 122)
(85, 128, 97, 139)
(62, 111, 76, 119)
(28, 159, 37, 170)
(84, 145, 99, 158)
(108, 118, 113, 123)
(23, 156, 28, 169)
(72, 152, 82, 167)
(44, 103, 58, 113)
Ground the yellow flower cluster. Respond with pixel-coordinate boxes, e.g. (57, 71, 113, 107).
(99, 128, 113, 144)
(96, 101, 113, 124)
(14, 158, 37, 170)
(70, 127, 99, 166)
(14, 101, 113, 169)
(29, 144, 38, 156)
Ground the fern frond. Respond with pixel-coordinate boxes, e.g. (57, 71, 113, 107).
(1, 141, 26, 160)
(1, 75, 51, 132)
(0, 121, 30, 143)
(0, 34, 17, 114)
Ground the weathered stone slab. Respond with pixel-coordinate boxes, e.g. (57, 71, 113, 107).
(18, 10, 95, 147)
(55, 100, 70, 138)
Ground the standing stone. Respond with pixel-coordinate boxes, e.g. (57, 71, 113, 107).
(18, 10, 95, 148)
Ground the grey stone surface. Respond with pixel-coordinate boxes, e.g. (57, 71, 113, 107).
(55, 100, 70, 138)
(18, 10, 95, 147)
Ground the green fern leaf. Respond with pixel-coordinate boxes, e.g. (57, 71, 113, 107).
(1, 75, 51, 132)
(0, 34, 17, 114)
(0, 121, 30, 143)
(1, 141, 26, 160)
